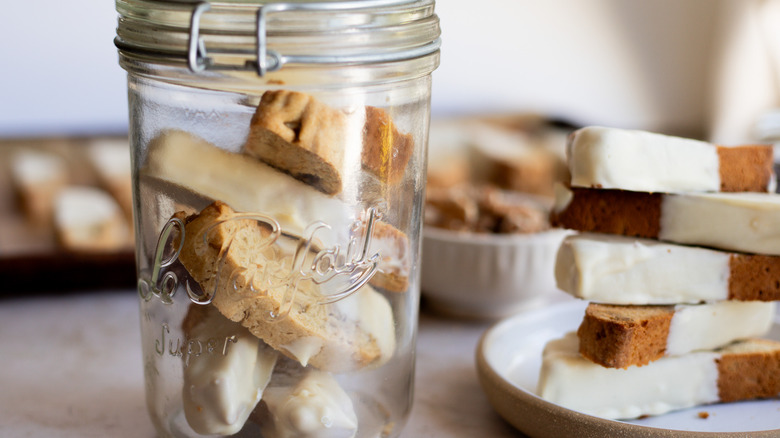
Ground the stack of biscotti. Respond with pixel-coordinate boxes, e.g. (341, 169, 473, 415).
(538, 126, 780, 420)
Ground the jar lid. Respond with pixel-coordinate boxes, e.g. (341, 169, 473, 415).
(115, 0, 441, 76)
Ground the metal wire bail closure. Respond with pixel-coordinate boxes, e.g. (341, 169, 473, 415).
(187, 2, 213, 72)
(186, 0, 442, 77)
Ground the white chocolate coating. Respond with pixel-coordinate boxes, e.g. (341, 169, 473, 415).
(10, 149, 67, 184)
(276, 284, 396, 370)
(143, 129, 355, 247)
(55, 186, 123, 229)
(667, 301, 775, 356)
(262, 371, 358, 438)
(555, 233, 730, 304)
(54, 186, 130, 250)
(660, 192, 780, 256)
(330, 284, 397, 367)
(567, 126, 720, 193)
(538, 332, 720, 420)
(280, 336, 324, 368)
(182, 308, 278, 435)
(87, 138, 131, 179)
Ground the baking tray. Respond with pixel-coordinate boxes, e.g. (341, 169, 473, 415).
(0, 137, 135, 294)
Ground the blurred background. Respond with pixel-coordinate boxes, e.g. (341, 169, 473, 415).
(0, 0, 779, 291)
(2, 0, 779, 141)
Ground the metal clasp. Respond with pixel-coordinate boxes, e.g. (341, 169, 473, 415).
(188, 2, 213, 73)
(187, 0, 441, 77)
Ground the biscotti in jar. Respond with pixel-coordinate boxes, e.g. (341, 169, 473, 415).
(115, 1, 440, 436)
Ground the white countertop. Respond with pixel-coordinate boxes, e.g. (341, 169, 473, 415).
(0, 290, 525, 438)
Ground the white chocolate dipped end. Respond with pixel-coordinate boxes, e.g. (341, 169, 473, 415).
(555, 233, 730, 304)
(86, 138, 133, 221)
(10, 149, 68, 225)
(182, 306, 279, 435)
(276, 283, 397, 371)
(142, 129, 355, 247)
(539, 333, 780, 420)
(567, 126, 720, 193)
(54, 186, 131, 251)
(666, 301, 775, 356)
(261, 371, 358, 438)
(538, 332, 719, 420)
(660, 192, 780, 256)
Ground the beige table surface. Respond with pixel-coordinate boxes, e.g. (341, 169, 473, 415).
(0, 290, 527, 437)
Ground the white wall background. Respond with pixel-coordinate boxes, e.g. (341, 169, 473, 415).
(433, 0, 720, 136)
(0, 0, 128, 137)
(0, 0, 777, 142)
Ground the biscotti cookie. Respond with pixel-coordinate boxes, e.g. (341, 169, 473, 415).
(176, 201, 396, 372)
(538, 332, 780, 420)
(556, 233, 780, 304)
(476, 185, 551, 233)
(244, 90, 347, 195)
(9, 149, 69, 227)
(362, 106, 414, 185)
(86, 138, 133, 223)
(551, 185, 780, 256)
(425, 118, 473, 189)
(143, 129, 354, 246)
(425, 184, 550, 234)
(259, 370, 358, 438)
(368, 220, 411, 293)
(577, 301, 775, 369)
(424, 185, 479, 232)
(469, 124, 565, 198)
(180, 304, 278, 436)
(54, 186, 131, 252)
(567, 126, 775, 193)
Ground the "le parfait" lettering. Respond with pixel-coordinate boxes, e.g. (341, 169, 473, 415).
(139, 207, 381, 315)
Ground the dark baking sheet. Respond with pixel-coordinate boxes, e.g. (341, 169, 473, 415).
(0, 137, 136, 294)
(0, 251, 136, 294)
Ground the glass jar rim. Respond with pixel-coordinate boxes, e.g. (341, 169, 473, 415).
(115, 0, 441, 76)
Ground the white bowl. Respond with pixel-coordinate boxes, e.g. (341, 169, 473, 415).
(421, 226, 571, 319)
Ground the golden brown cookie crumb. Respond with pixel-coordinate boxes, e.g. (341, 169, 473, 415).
(577, 303, 674, 368)
(425, 184, 549, 234)
(245, 90, 346, 195)
(362, 106, 414, 185)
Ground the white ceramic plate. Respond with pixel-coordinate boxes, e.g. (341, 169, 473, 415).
(476, 300, 780, 438)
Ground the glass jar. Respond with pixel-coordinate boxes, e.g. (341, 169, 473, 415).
(114, 1, 440, 436)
